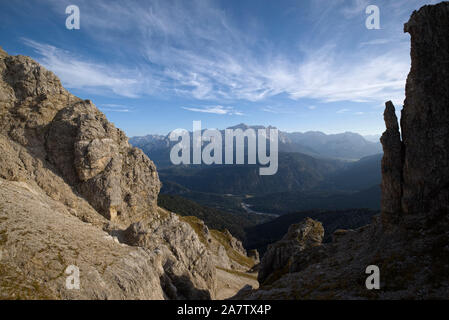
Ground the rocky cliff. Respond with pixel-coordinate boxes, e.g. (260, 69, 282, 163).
(258, 218, 324, 285)
(235, 2, 449, 300)
(0, 46, 257, 299)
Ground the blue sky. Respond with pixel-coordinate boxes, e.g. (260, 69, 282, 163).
(0, 0, 438, 136)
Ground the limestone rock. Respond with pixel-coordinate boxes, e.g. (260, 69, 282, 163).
(223, 229, 248, 257)
(175, 216, 256, 272)
(381, 2, 449, 227)
(0, 179, 166, 300)
(380, 101, 403, 224)
(401, 2, 449, 224)
(0, 50, 160, 226)
(0, 47, 243, 300)
(123, 212, 216, 299)
(258, 218, 324, 284)
(46, 100, 160, 225)
(248, 249, 260, 264)
(0, 46, 7, 59)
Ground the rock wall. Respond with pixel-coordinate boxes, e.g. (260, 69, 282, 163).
(0, 50, 160, 226)
(235, 2, 449, 300)
(123, 212, 216, 299)
(381, 3, 449, 227)
(258, 218, 323, 284)
(0, 178, 166, 300)
(401, 3, 449, 223)
(0, 48, 238, 299)
(46, 100, 160, 225)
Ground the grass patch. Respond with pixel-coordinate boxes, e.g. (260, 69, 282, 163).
(211, 229, 255, 269)
(0, 263, 57, 300)
(179, 215, 209, 246)
(180, 215, 256, 269)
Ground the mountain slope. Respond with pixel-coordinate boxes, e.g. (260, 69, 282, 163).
(0, 46, 257, 300)
(323, 153, 382, 191)
(245, 185, 381, 215)
(158, 152, 344, 195)
(158, 194, 258, 241)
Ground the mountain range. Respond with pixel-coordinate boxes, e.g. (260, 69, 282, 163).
(130, 124, 382, 164)
(130, 127, 382, 220)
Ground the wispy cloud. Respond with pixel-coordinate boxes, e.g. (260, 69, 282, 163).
(337, 108, 350, 114)
(360, 38, 392, 46)
(182, 105, 243, 116)
(22, 38, 156, 98)
(99, 104, 133, 113)
(287, 46, 409, 105)
(261, 106, 295, 114)
(32, 0, 412, 106)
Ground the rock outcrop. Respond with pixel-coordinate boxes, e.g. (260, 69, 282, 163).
(258, 218, 323, 284)
(235, 2, 449, 300)
(381, 2, 449, 228)
(0, 178, 166, 300)
(123, 212, 216, 299)
(248, 250, 260, 264)
(400, 3, 449, 224)
(0, 49, 159, 227)
(0, 46, 256, 299)
(46, 100, 160, 224)
(380, 101, 403, 224)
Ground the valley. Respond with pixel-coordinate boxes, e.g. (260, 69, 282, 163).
(135, 130, 383, 255)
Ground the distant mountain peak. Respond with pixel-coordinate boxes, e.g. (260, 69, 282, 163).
(226, 123, 271, 130)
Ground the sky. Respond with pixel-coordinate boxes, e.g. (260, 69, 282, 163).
(0, 0, 440, 137)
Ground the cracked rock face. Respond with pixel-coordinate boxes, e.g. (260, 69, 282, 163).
(0, 179, 166, 300)
(258, 218, 324, 284)
(123, 212, 217, 299)
(380, 3, 449, 228)
(0, 47, 221, 299)
(235, 2, 449, 300)
(46, 100, 160, 224)
(400, 3, 449, 223)
(0, 50, 160, 226)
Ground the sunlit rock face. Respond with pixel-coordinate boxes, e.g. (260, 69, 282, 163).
(1, 46, 254, 300)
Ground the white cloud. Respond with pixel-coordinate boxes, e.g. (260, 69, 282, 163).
(35, 0, 411, 106)
(337, 108, 350, 114)
(286, 46, 409, 105)
(261, 106, 295, 114)
(262, 107, 279, 114)
(22, 38, 157, 98)
(360, 39, 392, 46)
(99, 104, 132, 112)
(182, 105, 243, 116)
